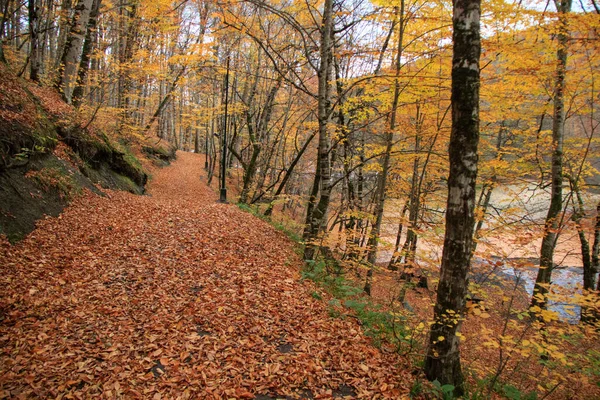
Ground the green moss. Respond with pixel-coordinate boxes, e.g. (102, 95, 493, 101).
(0, 68, 151, 242)
(123, 152, 144, 174)
(113, 174, 140, 193)
(59, 128, 147, 188)
(26, 166, 77, 199)
(142, 144, 177, 165)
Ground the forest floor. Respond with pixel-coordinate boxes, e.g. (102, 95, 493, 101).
(0, 152, 414, 399)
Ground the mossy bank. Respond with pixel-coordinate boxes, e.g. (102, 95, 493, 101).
(0, 64, 174, 242)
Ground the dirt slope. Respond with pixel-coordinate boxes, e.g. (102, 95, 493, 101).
(0, 152, 412, 399)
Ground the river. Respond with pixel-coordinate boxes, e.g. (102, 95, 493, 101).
(378, 181, 599, 323)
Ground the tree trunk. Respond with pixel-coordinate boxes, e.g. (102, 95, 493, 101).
(593, 202, 600, 291)
(264, 131, 317, 216)
(0, 0, 9, 64)
(303, 151, 321, 247)
(72, 0, 101, 108)
(53, 0, 72, 71)
(531, 0, 572, 311)
(39, 0, 55, 75)
(55, 0, 94, 103)
(28, 0, 40, 82)
(568, 178, 600, 323)
(424, 0, 481, 394)
(240, 74, 282, 204)
(388, 200, 409, 270)
(472, 127, 504, 255)
(117, 0, 139, 122)
(302, 0, 334, 262)
(394, 103, 424, 272)
(364, 3, 404, 295)
(143, 67, 186, 133)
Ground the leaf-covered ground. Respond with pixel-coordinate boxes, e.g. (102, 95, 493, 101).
(0, 152, 413, 399)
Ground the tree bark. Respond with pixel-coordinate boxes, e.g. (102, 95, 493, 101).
(424, 0, 481, 394)
(567, 176, 600, 322)
(302, 0, 334, 261)
(531, 0, 572, 311)
(240, 71, 283, 204)
(72, 0, 101, 108)
(593, 202, 600, 292)
(28, 0, 40, 82)
(55, 0, 94, 103)
(0, 0, 9, 64)
(472, 127, 504, 255)
(53, 0, 73, 71)
(264, 131, 317, 216)
(364, 3, 404, 295)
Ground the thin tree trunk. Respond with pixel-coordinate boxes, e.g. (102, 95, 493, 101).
(531, 0, 572, 311)
(593, 202, 600, 292)
(55, 0, 94, 103)
(424, 0, 481, 393)
(364, 3, 404, 294)
(72, 0, 101, 108)
(395, 103, 424, 272)
(264, 131, 317, 216)
(28, 0, 40, 82)
(53, 0, 72, 71)
(0, 0, 9, 64)
(40, 0, 54, 75)
(388, 200, 409, 270)
(303, 0, 334, 261)
(472, 127, 504, 254)
(567, 179, 600, 322)
(240, 70, 282, 204)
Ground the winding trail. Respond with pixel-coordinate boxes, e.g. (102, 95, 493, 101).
(0, 152, 411, 399)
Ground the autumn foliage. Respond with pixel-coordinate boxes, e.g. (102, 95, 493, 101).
(1, 0, 600, 398)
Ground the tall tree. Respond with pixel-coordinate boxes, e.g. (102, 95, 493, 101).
(28, 0, 40, 82)
(364, 3, 404, 295)
(72, 0, 101, 108)
(424, 0, 481, 393)
(55, 0, 94, 103)
(114, 0, 139, 122)
(531, 0, 573, 311)
(302, 0, 334, 261)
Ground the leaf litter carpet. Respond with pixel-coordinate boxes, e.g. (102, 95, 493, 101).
(0, 152, 412, 399)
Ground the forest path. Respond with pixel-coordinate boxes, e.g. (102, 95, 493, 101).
(0, 152, 411, 399)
